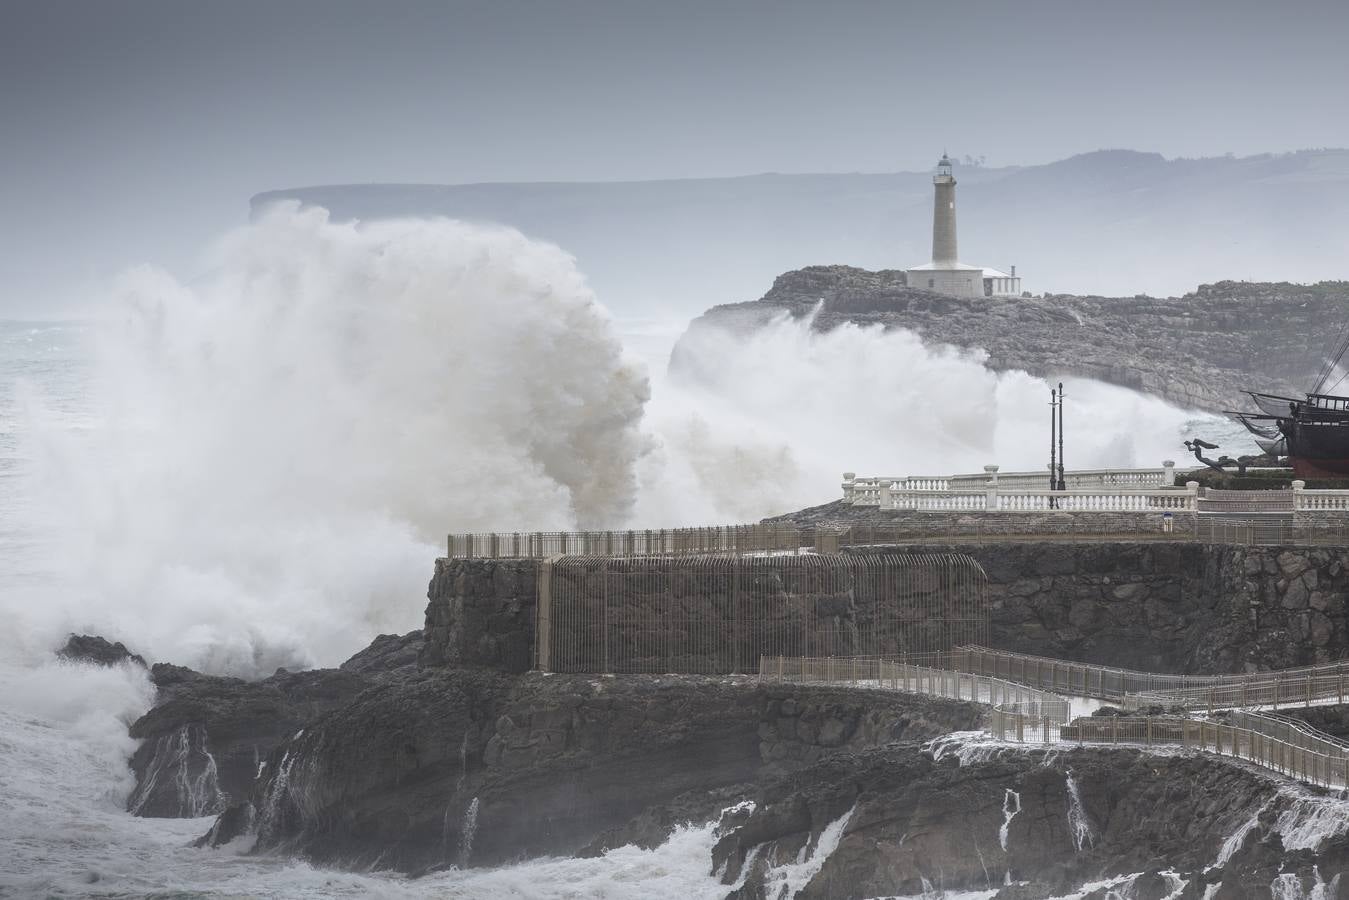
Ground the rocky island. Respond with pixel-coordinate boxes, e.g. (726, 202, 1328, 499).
(671, 267, 1349, 413)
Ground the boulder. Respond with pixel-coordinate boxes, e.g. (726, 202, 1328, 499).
(57, 634, 147, 668)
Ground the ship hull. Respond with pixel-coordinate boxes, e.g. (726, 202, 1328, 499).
(1283, 420, 1349, 476)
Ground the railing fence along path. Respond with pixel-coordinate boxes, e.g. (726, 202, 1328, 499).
(942, 645, 1349, 712)
(1060, 717, 1349, 789)
(758, 649, 1349, 788)
(447, 518, 1349, 559)
(759, 655, 1071, 742)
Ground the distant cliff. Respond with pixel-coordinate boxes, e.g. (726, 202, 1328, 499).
(671, 266, 1349, 412)
(251, 148, 1349, 317)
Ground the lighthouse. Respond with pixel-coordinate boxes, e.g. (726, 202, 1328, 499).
(906, 154, 1022, 298)
(932, 153, 958, 264)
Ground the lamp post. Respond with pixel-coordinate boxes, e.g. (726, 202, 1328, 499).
(1049, 387, 1058, 492)
(1057, 382, 1066, 491)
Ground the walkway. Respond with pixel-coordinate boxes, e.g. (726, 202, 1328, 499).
(757, 649, 1349, 789)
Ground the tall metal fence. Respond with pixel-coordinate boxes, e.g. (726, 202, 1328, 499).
(447, 521, 1349, 559)
(449, 526, 844, 559)
(535, 553, 988, 675)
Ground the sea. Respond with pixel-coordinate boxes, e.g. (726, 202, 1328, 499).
(0, 209, 1248, 898)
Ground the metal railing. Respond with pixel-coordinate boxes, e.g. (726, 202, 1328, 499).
(757, 653, 1349, 787)
(1195, 519, 1349, 546)
(1061, 716, 1348, 789)
(940, 645, 1349, 710)
(446, 520, 1349, 560)
(758, 654, 1071, 740)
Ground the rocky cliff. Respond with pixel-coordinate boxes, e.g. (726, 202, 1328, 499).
(703, 741, 1347, 898)
(217, 672, 984, 873)
(125, 631, 423, 817)
(671, 267, 1349, 412)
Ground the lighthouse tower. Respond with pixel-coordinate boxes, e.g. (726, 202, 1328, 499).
(906, 153, 1022, 298)
(931, 153, 959, 264)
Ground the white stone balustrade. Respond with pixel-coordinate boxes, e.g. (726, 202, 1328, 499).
(843, 466, 1201, 512)
(1292, 481, 1349, 511)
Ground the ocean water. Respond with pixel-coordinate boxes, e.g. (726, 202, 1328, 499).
(0, 210, 1245, 898)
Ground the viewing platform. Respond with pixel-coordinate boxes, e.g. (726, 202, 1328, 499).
(842, 465, 1349, 520)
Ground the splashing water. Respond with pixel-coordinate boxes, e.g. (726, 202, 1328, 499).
(1274, 793, 1349, 852)
(1064, 772, 1095, 852)
(999, 789, 1021, 853)
(1214, 798, 1274, 867)
(126, 723, 226, 818)
(758, 803, 857, 900)
(4, 208, 649, 676)
(459, 797, 480, 868)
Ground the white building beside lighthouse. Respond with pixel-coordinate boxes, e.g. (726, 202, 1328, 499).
(906, 154, 1022, 298)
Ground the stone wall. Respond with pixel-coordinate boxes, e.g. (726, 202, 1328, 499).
(421, 543, 1349, 677)
(420, 557, 538, 672)
(887, 541, 1349, 673)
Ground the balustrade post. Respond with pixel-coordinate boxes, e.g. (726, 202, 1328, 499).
(984, 465, 999, 511)
(1292, 479, 1306, 511)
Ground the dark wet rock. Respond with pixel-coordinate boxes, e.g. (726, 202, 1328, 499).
(703, 743, 1347, 899)
(128, 630, 434, 818)
(57, 634, 146, 668)
(191, 802, 255, 849)
(338, 630, 423, 675)
(229, 672, 983, 872)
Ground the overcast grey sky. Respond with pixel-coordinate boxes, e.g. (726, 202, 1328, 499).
(3, 0, 1349, 314)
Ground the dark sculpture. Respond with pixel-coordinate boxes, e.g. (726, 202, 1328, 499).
(1184, 438, 1250, 475)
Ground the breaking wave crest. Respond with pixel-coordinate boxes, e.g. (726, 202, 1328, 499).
(6, 206, 648, 674)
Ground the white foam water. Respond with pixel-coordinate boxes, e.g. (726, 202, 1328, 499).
(1213, 797, 1274, 868)
(1064, 771, 1096, 852)
(757, 803, 857, 900)
(999, 789, 1021, 853)
(1274, 793, 1349, 851)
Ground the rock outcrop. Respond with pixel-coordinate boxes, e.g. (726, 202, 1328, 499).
(233, 673, 983, 872)
(698, 741, 1349, 898)
(57, 634, 147, 668)
(126, 631, 422, 817)
(672, 267, 1349, 412)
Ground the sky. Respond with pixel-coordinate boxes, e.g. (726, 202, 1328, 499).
(3, 0, 1349, 316)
